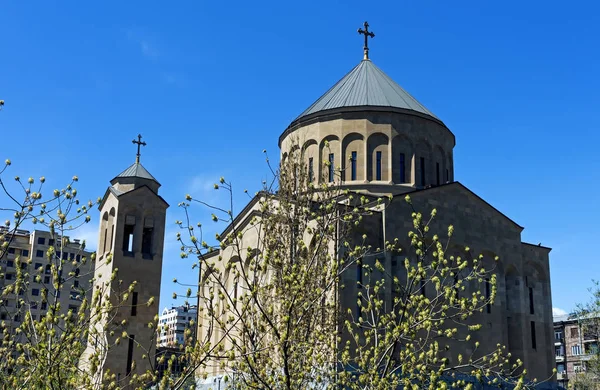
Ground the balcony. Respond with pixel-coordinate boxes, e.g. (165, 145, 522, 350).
(556, 372, 566, 380)
(555, 355, 564, 362)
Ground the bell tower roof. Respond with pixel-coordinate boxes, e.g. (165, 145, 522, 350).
(112, 162, 159, 185)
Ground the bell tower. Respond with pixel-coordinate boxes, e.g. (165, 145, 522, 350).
(80, 135, 168, 387)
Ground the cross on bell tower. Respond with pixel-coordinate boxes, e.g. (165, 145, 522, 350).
(132, 134, 147, 164)
(357, 21, 375, 60)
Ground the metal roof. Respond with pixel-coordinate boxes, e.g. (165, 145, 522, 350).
(114, 162, 158, 183)
(294, 59, 438, 122)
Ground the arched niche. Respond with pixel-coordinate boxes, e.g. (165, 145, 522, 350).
(302, 139, 318, 184)
(366, 133, 389, 182)
(434, 146, 446, 185)
(319, 135, 340, 183)
(341, 133, 365, 182)
(391, 135, 413, 184)
(414, 139, 433, 187)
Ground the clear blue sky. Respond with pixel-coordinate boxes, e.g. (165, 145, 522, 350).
(1, 1, 599, 314)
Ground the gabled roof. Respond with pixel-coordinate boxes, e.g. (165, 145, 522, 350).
(404, 181, 524, 231)
(293, 59, 438, 124)
(98, 184, 169, 210)
(113, 162, 159, 184)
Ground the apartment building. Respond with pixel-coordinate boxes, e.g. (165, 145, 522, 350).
(0, 227, 94, 329)
(158, 305, 197, 347)
(554, 314, 599, 387)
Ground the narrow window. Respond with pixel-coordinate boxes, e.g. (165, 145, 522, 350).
(375, 151, 382, 180)
(530, 321, 537, 349)
(122, 215, 136, 255)
(356, 260, 362, 317)
(399, 153, 406, 183)
(351, 151, 357, 181)
(436, 162, 440, 185)
(142, 217, 154, 260)
(445, 168, 449, 183)
(103, 228, 108, 254)
(131, 292, 138, 316)
(486, 278, 491, 313)
(328, 153, 334, 183)
(110, 224, 114, 250)
(529, 287, 534, 314)
(308, 157, 314, 182)
(420, 279, 426, 296)
(420, 157, 426, 187)
(126, 335, 135, 375)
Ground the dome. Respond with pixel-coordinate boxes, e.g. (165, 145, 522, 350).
(290, 59, 439, 128)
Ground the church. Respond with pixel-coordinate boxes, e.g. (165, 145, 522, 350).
(196, 22, 556, 386)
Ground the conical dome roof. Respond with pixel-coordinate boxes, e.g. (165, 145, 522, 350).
(292, 59, 438, 125)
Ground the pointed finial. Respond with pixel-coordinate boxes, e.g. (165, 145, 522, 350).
(357, 21, 375, 60)
(132, 134, 147, 164)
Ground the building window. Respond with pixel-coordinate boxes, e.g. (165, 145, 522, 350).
(328, 153, 334, 183)
(43, 276, 50, 284)
(37, 237, 45, 245)
(529, 287, 534, 315)
(351, 151, 357, 181)
(555, 330, 562, 340)
(22, 249, 29, 257)
(420, 157, 425, 187)
(103, 228, 108, 254)
(45, 264, 51, 275)
(445, 168, 449, 182)
(73, 280, 79, 288)
(32, 288, 40, 296)
(62, 252, 68, 260)
(571, 327, 579, 338)
(375, 151, 382, 181)
(436, 162, 440, 185)
(36, 250, 44, 258)
(41, 302, 47, 310)
(5, 273, 13, 280)
(142, 217, 154, 260)
(555, 345, 563, 357)
(122, 215, 136, 255)
(8, 248, 15, 254)
(531, 321, 537, 349)
(557, 363, 565, 373)
(399, 153, 406, 183)
(485, 278, 491, 313)
(126, 335, 135, 375)
(420, 279, 426, 296)
(20, 262, 27, 270)
(76, 254, 81, 262)
(48, 239, 55, 246)
(308, 157, 314, 182)
(6, 260, 14, 268)
(572, 344, 582, 356)
(574, 363, 583, 373)
(131, 292, 138, 316)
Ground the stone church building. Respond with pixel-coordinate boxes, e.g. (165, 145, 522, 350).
(197, 28, 556, 386)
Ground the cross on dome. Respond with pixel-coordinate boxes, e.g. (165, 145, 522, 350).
(357, 21, 375, 60)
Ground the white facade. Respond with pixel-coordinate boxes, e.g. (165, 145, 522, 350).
(157, 305, 197, 347)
